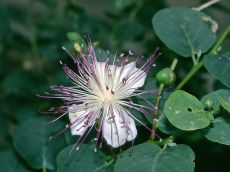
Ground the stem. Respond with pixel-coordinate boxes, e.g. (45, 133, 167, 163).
(191, 53, 197, 65)
(150, 58, 178, 140)
(193, 0, 222, 11)
(176, 24, 230, 90)
(170, 58, 178, 71)
(162, 142, 168, 150)
(210, 25, 230, 54)
(42, 160, 46, 172)
(150, 83, 164, 140)
(175, 61, 203, 90)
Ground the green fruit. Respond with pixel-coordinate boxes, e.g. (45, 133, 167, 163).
(156, 67, 176, 85)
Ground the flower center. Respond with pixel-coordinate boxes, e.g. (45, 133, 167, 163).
(98, 86, 116, 103)
(103, 90, 114, 101)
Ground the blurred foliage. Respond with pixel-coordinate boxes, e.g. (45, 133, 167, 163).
(0, 0, 230, 172)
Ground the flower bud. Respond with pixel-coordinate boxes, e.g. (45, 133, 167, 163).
(205, 99, 213, 109)
(74, 43, 82, 52)
(156, 67, 176, 85)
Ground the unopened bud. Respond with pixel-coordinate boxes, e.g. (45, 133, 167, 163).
(205, 99, 213, 109)
(74, 43, 82, 52)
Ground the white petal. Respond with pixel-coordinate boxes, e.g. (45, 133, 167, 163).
(118, 62, 147, 96)
(103, 106, 137, 148)
(123, 62, 146, 87)
(68, 105, 92, 136)
(94, 62, 106, 90)
(93, 62, 146, 98)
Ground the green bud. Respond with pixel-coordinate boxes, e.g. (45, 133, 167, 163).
(205, 99, 213, 109)
(156, 67, 176, 85)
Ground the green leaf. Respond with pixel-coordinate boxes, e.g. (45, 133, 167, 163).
(152, 7, 216, 57)
(115, 143, 195, 172)
(13, 117, 66, 170)
(0, 151, 30, 172)
(200, 89, 230, 113)
(157, 115, 181, 135)
(164, 90, 213, 130)
(15, 107, 39, 123)
(219, 97, 230, 113)
(204, 52, 230, 88)
(204, 116, 230, 145)
(57, 144, 113, 172)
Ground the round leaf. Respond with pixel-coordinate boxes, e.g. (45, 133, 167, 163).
(15, 107, 38, 123)
(204, 116, 230, 145)
(164, 90, 213, 130)
(219, 97, 230, 113)
(200, 89, 230, 113)
(0, 151, 30, 172)
(57, 144, 113, 172)
(152, 7, 216, 57)
(204, 52, 230, 88)
(13, 117, 66, 170)
(157, 115, 181, 135)
(115, 143, 195, 172)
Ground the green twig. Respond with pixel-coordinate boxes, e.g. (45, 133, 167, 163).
(42, 160, 46, 172)
(170, 58, 178, 71)
(193, 0, 222, 12)
(150, 83, 164, 140)
(175, 24, 230, 90)
(210, 25, 230, 54)
(191, 53, 197, 65)
(150, 58, 178, 140)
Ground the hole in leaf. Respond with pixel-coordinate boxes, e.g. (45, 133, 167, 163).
(187, 107, 192, 112)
